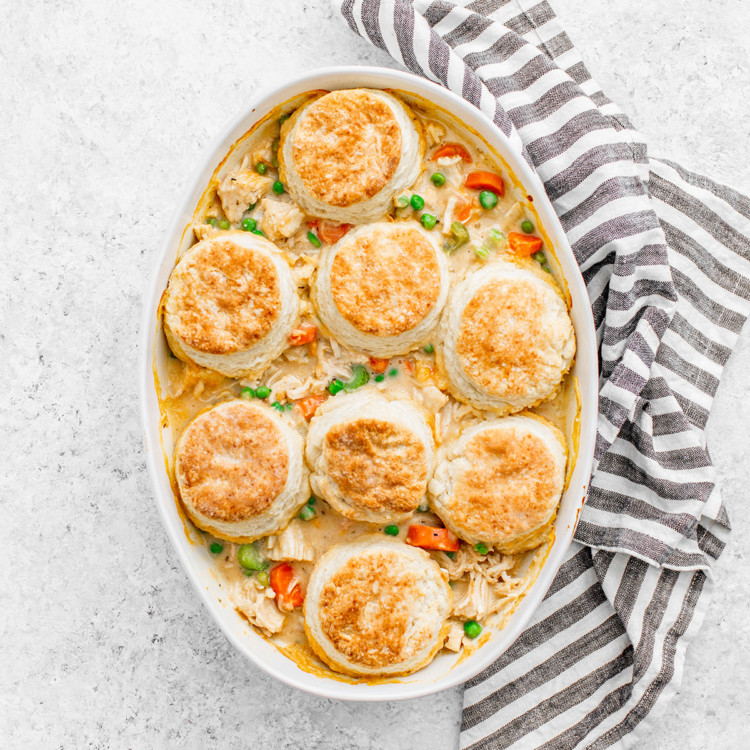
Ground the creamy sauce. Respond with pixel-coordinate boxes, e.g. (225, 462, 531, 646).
(154, 90, 582, 678)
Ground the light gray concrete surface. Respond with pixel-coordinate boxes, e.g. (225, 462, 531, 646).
(1, 1, 748, 748)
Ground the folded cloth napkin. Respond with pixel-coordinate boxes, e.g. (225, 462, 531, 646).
(331, 1, 750, 747)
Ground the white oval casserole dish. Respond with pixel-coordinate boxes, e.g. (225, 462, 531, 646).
(139, 66, 598, 701)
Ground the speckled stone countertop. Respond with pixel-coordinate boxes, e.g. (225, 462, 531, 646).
(2, 1, 748, 748)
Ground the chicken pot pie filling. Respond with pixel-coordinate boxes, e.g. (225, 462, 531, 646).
(156, 88, 579, 679)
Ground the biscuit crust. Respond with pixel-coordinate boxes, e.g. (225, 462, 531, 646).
(291, 89, 402, 208)
(453, 426, 558, 541)
(176, 401, 288, 523)
(329, 225, 441, 337)
(165, 238, 281, 355)
(323, 418, 427, 514)
(458, 278, 556, 400)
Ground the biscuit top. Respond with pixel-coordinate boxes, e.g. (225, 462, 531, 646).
(329, 225, 441, 336)
(323, 418, 427, 513)
(317, 550, 434, 669)
(451, 425, 559, 539)
(176, 401, 288, 523)
(165, 238, 281, 355)
(456, 277, 563, 399)
(291, 89, 402, 208)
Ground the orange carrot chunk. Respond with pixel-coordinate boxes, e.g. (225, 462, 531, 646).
(405, 524, 460, 552)
(464, 170, 505, 197)
(270, 563, 304, 610)
(295, 393, 328, 421)
(508, 232, 543, 256)
(316, 221, 352, 245)
(288, 324, 318, 346)
(369, 357, 389, 374)
(431, 143, 472, 163)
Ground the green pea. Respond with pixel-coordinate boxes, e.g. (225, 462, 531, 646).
(271, 401, 284, 412)
(445, 551, 456, 560)
(299, 505, 315, 521)
(395, 195, 409, 208)
(247, 202, 256, 212)
(256, 570, 270, 587)
(479, 190, 498, 210)
(256, 162, 267, 175)
(410, 194, 425, 211)
(464, 620, 482, 639)
(255, 385, 271, 399)
(328, 379, 344, 395)
(474, 543, 489, 555)
(285, 403, 293, 411)
(430, 172, 446, 187)
(420, 213, 437, 230)
(384, 525, 399, 536)
(205, 217, 218, 227)
(252, 229, 264, 236)
(210, 543, 223, 554)
(374, 374, 385, 382)
(272, 180, 284, 195)
(307, 496, 316, 506)
(521, 219, 535, 233)
(241, 217, 257, 232)
(423, 343, 434, 354)
(388, 368, 398, 377)
(237, 543, 268, 571)
(307, 231, 322, 248)
(240, 387, 255, 400)
(218, 219, 231, 230)
(417, 501, 430, 512)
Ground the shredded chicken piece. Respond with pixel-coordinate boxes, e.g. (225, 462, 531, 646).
(421, 384, 449, 412)
(437, 154, 462, 167)
(192, 221, 219, 242)
(424, 120, 447, 147)
(233, 578, 285, 636)
(453, 572, 495, 620)
(217, 170, 272, 223)
(444, 620, 465, 652)
(435, 545, 517, 585)
(260, 198, 305, 241)
(265, 520, 315, 562)
(442, 196, 457, 234)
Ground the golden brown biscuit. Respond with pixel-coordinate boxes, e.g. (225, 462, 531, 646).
(163, 233, 299, 377)
(279, 89, 424, 223)
(313, 222, 449, 356)
(305, 389, 434, 523)
(437, 261, 575, 414)
(429, 415, 567, 552)
(174, 400, 308, 541)
(304, 536, 452, 677)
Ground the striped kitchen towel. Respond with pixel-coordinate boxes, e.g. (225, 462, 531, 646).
(332, 0, 750, 747)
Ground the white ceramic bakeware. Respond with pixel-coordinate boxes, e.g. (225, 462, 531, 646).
(139, 66, 598, 701)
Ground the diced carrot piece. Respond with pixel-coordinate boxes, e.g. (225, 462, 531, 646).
(464, 170, 505, 197)
(431, 143, 472, 163)
(295, 393, 328, 421)
(316, 221, 352, 244)
(369, 357, 389, 374)
(508, 232, 543, 256)
(454, 201, 473, 223)
(288, 324, 318, 346)
(270, 563, 304, 610)
(405, 525, 460, 552)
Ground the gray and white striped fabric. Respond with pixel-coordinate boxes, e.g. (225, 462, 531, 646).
(332, 1, 750, 747)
